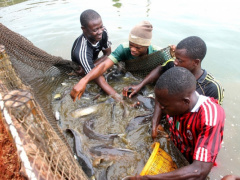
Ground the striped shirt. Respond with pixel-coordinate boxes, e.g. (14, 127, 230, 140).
(71, 28, 111, 74)
(162, 60, 224, 105)
(167, 94, 225, 163)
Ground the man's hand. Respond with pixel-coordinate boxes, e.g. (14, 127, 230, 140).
(151, 125, 158, 140)
(122, 84, 142, 98)
(70, 81, 87, 102)
(170, 45, 176, 58)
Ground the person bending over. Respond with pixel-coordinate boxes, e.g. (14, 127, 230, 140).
(122, 36, 224, 139)
(70, 21, 161, 102)
(126, 67, 225, 180)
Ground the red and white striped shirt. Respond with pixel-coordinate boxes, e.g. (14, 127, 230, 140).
(166, 93, 225, 163)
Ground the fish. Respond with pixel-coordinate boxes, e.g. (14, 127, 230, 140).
(89, 145, 135, 161)
(83, 118, 119, 144)
(66, 128, 95, 178)
(125, 114, 153, 133)
(70, 105, 99, 118)
(95, 163, 112, 180)
(125, 94, 155, 111)
(105, 69, 125, 83)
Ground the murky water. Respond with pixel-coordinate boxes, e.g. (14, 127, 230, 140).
(1, 0, 240, 179)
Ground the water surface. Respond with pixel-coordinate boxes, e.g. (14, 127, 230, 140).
(1, 0, 240, 179)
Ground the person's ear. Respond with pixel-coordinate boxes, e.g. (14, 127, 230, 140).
(193, 59, 201, 67)
(81, 26, 86, 32)
(183, 97, 190, 106)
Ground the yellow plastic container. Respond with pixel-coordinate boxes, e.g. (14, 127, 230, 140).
(140, 142, 177, 176)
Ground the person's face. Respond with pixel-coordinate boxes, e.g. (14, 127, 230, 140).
(82, 18, 104, 44)
(174, 48, 198, 72)
(129, 42, 148, 57)
(154, 88, 190, 117)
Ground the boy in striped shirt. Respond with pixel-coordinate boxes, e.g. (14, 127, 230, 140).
(128, 67, 225, 180)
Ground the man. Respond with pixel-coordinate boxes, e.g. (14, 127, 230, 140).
(71, 9, 117, 99)
(70, 21, 161, 102)
(126, 67, 225, 180)
(122, 36, 224, 139)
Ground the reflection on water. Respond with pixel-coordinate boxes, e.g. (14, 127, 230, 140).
(1, 0, 240, 179)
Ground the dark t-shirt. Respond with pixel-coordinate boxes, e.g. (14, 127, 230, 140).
(162, 60, 224, 104)
(71, 28, 111, 74)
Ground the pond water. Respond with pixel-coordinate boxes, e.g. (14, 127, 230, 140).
(1, 0, 240, 179)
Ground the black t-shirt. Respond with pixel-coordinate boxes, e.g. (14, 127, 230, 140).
(71, 28, 111, 74)
(161, 60, 224, 104)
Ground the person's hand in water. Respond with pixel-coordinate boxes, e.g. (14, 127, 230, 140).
(122, 84, 142, 98)
(70, 80, 87, 102)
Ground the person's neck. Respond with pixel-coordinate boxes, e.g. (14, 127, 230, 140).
(192, 67, 203, 80)
(189, 91, 199, 112)
(83, 34, 98, 45)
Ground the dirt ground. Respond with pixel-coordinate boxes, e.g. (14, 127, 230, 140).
(0, 115, 25, 180)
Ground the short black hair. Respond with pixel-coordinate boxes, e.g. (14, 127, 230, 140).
(80, 9, 101, 27)
(176, 36, 207, 61)
(155, 67, 196, 95)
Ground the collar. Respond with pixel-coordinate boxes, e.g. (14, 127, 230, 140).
(83, 34, 100, 47)
(191, 92, 209, 112)
(197, 69, 207, 83)
(147, 45, 154, 54)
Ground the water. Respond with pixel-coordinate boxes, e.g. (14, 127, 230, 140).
(1, 0, 240, 179)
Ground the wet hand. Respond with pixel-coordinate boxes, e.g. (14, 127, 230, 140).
(151, 126, 158, 140)
(70, 82, 86, 102)
(111, 93, 124, 103)
(122, 85, 142, 98)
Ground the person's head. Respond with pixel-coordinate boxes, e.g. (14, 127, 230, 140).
(80, 9, 103, 44)
(128, 21, 153, 57)
(174, 36, 207, 73)
(154, 67, 197, 116)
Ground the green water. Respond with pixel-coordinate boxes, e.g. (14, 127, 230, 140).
(1, 0, 240, 179)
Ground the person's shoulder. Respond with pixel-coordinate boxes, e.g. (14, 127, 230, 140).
(72, 34, 86, 51)
(203, 70, 224, 103)
(198, 95, 225, 118)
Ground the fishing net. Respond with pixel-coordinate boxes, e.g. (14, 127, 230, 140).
(124, 46, 174, 78)
(0, 23, 88, 179)
(0, 23, 186, 179)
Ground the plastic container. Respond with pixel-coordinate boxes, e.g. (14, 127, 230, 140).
(140, 142, 177, 176)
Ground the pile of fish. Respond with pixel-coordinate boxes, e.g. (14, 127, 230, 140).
(51, 69, 187, 180)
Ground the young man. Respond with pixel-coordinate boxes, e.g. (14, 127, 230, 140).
(122, 36, 224, 139)
(70, 21, 161, 102)
(126, 67, 225, 180)
(71, 9, 116, 98)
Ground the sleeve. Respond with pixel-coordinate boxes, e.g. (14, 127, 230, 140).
(101, 28, 112, 50)
(71, 37, 79, 63)
(108, 44, 126, 64)
(161, 60, 174, 73)
(193, 100, 225, 162)
(203, 81, 224, 105)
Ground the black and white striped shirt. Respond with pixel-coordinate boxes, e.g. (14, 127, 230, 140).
(71, 28, 111, 74)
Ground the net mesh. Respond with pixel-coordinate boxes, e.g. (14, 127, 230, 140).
(0, 23, 87, 179)
(124, 46, 174, 78)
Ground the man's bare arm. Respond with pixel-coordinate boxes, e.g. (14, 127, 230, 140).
(70, 58, 114, 101)
(127, 160, 213, 180)
(123, 65, 163, 98)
